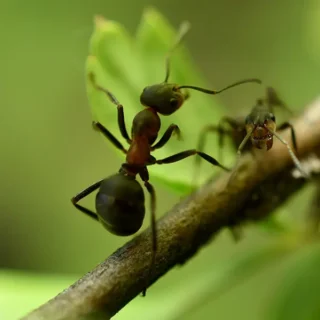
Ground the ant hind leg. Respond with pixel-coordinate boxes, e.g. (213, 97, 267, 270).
(139, 168, 157, 297)
(71, 180, 103, 222)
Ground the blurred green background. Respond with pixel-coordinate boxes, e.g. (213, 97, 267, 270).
(1, 0, 320, 319)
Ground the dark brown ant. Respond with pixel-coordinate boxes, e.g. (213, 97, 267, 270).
(195, 86, 308, 183)
(71, 22, 262, 296)
(71, 76, 230, 296)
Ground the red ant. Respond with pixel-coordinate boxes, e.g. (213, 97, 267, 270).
(195, 86, 308, 182)
(194, 86, 308, 240)
(71, 22, 262, 296)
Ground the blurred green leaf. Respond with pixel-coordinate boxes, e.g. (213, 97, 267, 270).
(258, 216, 292, 235)
(0, 269, 77, 320)
(305, 0, 320, 66)
(265, 241, 320, 320)
(86, 7, 237, 193)
(169, 234, 302, 320)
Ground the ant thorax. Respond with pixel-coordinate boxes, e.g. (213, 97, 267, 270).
(126, 108, 161, 167)
(131, 108, 161, 143)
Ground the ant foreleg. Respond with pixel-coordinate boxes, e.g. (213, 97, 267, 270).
(267, 128, 308, 178)
(151, 124, 182, 151)
(92, 122, 127, 154)
(139, 168, 157, 297)
(225, 128, 255, 186)
(89, 72, 131, 144)
(154, 149, 230, 171)
(237, 129, 254, 158)
(278, 122, 298, 155)
(71, 180, 103, 221)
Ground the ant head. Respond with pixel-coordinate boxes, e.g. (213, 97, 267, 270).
(140, 78, 262, 116)
(140, 83, 185, 115)
(245, 112, 276, 151)
(95, 173, 145, 236)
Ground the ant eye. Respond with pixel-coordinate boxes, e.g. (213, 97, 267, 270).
(172, 86, 178, 92)
(269, 113, 276, 122)
(170, 99, 178, 108)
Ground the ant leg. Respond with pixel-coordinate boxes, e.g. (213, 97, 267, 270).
(267, 128, 308, 178)
(139, 168, 157, 297)
(197, 116, 239, 164)
(89, 72, 131, 144)
(278, 122, 298, 155)
(154, 149, 230, 171)
(225, 127, 255, 186)
(151, 124, 182, 151)
(71, 180, 103, 221)
(237, 129, 254, 158)
(192, 124, 231, 186)
(266, 87, 293, 115)
(92, 121, 127, 154)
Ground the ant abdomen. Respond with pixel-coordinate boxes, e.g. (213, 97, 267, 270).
(95, 173, 145, 236)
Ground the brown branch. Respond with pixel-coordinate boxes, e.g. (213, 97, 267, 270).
(22, 97, 320, 320)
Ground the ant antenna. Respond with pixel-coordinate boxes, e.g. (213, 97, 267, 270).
(178, 78, 262, 94)
(164, 21, 191, 83)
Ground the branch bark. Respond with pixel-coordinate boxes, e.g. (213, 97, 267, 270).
(22, 97, 320, 320)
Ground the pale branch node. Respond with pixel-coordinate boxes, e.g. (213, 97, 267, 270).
(22, 97, 320, 320)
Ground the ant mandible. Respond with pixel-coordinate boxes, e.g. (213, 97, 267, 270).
(195, 86, 308, 179)
(71, 22, 262, 296)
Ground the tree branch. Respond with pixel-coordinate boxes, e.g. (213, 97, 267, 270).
(22, 97, 320, 320)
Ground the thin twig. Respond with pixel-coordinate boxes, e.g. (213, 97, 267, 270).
(22, 97, 320, 320)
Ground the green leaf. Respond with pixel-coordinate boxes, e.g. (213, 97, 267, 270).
(86, 7, 235, 194)
(305, 0, 320, 66)
(258, 216, 292, 234)
(168, 234, 301, 320)
(0, 269, 77, 320)
(265, 241, 320, 320)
